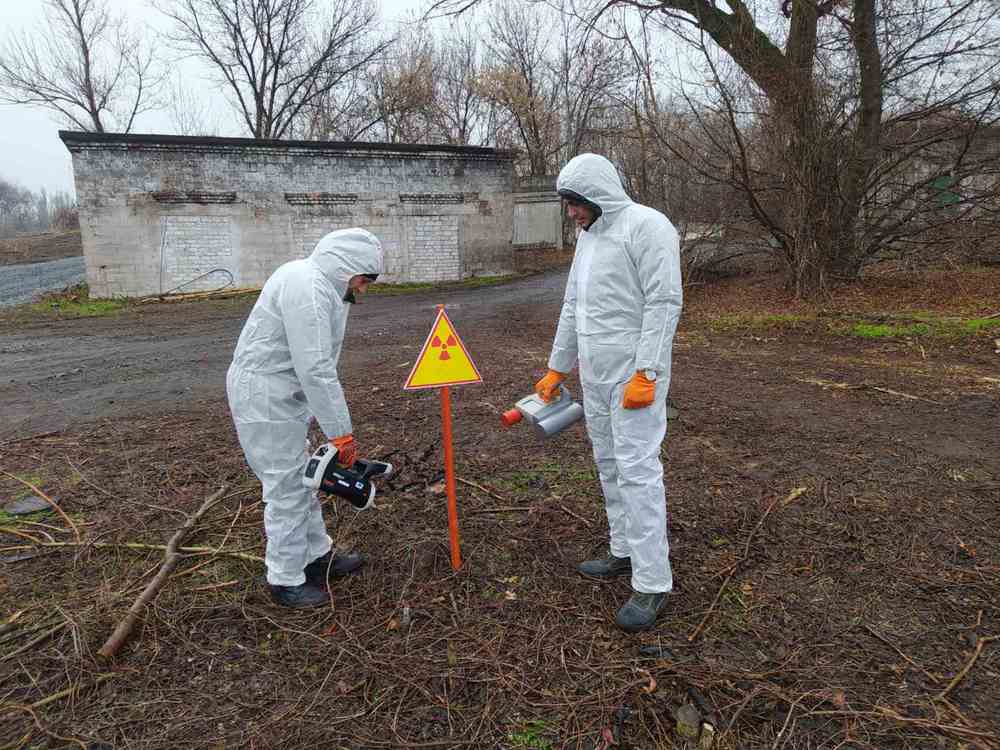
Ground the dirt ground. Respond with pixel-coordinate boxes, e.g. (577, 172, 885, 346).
(1, 267, 998, 749)
(0, 231, 83, 266)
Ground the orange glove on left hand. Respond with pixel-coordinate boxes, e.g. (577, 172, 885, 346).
(534, 369, 567, 402)
(331, 434, 358, 467)
(622, 371, 656, 409)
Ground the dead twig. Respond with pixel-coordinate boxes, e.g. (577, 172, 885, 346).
(4, 704, 87, 750)
(2, 540, 262, 562)
(937, 635, 999, 702)
(457, 476, 509, 503)
(97, 485, 227, 659)
(794, 378, 941, 405)
(0, 620, 68, 662)
(558, 505, 592, 527)
(30, 673, 117, 709)
(863, 624, 940, 684)
(689, 491, 784, 642)
(469, 506, 532, 514)
(0, 470, 81, 542)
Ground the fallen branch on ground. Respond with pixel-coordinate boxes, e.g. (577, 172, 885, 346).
(457, 476, 508, 503)
(688, 490, 786, 642)
(0, 620, 68, 662)
(794, 378, 941, 405)
(97, 486, 228, 659)
(0, 470, 81, 542)
(1, 541, 261, 562)
(937, 634, 999, 702)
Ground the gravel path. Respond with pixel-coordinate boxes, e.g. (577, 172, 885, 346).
(0, 269, 569, 440)
(0, 257, 86, 308)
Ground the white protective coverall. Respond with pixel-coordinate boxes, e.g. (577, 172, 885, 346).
(226, 228, 384, 586)
(550, 154, 683, 594)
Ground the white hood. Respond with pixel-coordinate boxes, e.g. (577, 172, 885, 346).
(556, 153, 633, 220)
(310, 228, 384, 292)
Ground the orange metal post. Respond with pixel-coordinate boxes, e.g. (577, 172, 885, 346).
(440, 385, 462, 570)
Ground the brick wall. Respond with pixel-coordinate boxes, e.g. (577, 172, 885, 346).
(61, 132, 516, 297)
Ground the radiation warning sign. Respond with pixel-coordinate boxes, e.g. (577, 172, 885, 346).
(404, 307, 482, 390)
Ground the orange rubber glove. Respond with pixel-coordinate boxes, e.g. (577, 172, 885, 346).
(331, 434, 358, 467)
(622, 371, 656, 409)
(534, 369, 567, 402)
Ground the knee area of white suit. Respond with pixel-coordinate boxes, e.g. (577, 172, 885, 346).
(614, 457, 663, 484)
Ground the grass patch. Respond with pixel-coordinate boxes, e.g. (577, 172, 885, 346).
(964, 317, 1000, 333)
(1, 473, 46, 502)
(844, 315, 1000, 339)
(850, 322, 931, 338)
(16, 283, 129, 319)
(369, 274, 524, 296)
(0, 507, 53, 526)
(507, 720, 554, 750)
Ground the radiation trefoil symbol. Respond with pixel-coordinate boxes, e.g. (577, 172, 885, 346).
(432, 334, 457, 360)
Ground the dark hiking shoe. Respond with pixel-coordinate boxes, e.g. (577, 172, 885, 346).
(578, 553, 631, 578)
(268, 582, 329, 609)
(615, 591, 668, 632)
(304, 550, 366, 586)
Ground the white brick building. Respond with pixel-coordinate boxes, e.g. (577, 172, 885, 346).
(60, 132, 517, 297)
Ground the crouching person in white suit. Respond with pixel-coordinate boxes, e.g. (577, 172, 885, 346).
(227, 228, 383, 608)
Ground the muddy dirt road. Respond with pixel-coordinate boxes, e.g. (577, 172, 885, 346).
(0, 272, 567, 441)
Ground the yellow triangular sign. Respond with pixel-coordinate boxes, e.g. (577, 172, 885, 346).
(404, 308, 482, 390)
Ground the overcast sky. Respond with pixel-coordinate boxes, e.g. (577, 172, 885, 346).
(0, 0, 430, 196)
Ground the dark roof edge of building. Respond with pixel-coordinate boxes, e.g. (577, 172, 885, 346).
(58, 130, 517, 159)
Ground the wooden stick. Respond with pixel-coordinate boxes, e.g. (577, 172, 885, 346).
(864, 624, 940, 684)
(0, 471, 81, 542)
(97, 486, 227, 659)
(30, 673, 116, 709)
(457, 476, 508, 504)
(688, 493, 783, 642)
(1, 540, 262, 562)
(0, 621, 68, 662)
(937, 635, 998, 702)
(469, 506, 532, 514)
(558, 505, 592, 527)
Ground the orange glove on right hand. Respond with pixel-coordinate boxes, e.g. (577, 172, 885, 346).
(622, 371, 656, 409)
(331, 434, 357, 467)
(534, 369, 567, 402)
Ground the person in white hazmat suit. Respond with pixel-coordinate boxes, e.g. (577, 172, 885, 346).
(227, 228, 383, 609)
(535, 153, 683, 632)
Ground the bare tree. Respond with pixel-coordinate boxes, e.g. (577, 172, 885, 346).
(0, 0, 160, 132)
(167, 74, 220, 136)
(431, 19, 504, 145)
(363, 26, 437, 143)
(433, 0, 1000, 293)
(472, 1, 628, 175)
(158, 0, 392, 140)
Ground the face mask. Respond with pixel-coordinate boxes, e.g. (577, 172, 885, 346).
(343, 289, 357, 304)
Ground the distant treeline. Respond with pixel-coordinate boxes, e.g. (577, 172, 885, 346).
(0, 176, 77, 238)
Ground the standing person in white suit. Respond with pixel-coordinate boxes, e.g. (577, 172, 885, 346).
(227, 228, 383, 609)
(535, 153, 683, 632)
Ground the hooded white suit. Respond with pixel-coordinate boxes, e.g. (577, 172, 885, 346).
(550, 154, 683, 594)
(227, 228, 383, 586)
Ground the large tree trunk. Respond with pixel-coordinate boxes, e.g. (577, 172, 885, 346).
(655, 0, 884, 295)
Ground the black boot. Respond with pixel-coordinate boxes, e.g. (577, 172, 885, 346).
(268, 582, 329, 609)
(615, 591, 668, 632)
(578, 552, 631, 578)
(304, 550, 366, 587)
